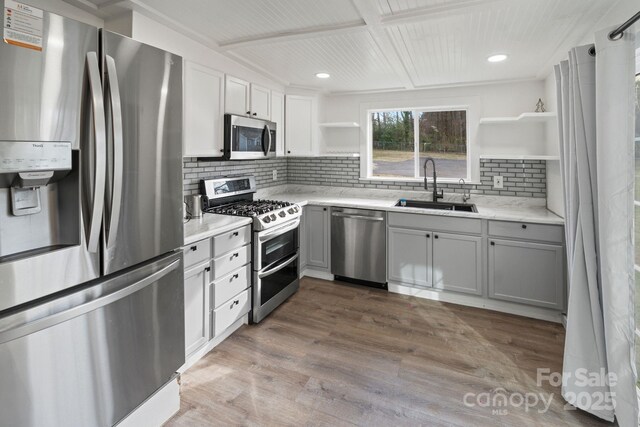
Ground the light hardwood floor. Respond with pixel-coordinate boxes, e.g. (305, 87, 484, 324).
(166, 277, 609, 427)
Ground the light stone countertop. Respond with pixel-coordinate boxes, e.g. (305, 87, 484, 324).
(258, 185, 565, 225)
(183, 213, 252, 246)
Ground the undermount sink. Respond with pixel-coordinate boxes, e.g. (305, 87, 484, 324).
(395, 199, 478, 213)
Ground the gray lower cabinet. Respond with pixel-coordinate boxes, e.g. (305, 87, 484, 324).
(388, 227, 482, 295)
(183, 261, 210, 357)
(432, 232, 482, 295)
(488, 238, 564, 309)
(388, 227, 431, 288)
(299, 207, 308, 272)
(306, 205, 329, 270)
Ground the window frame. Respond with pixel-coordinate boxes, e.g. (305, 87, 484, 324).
(367, 107, 471, 182)
(360, 98, 478, 183)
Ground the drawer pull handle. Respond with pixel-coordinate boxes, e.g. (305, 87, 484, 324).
(490, 241, 495, 246)
(230, 299, 240, 309)
(521, 224, 527, 229)
(231, 253, 239, 259)
(232, 231, 239, 237)
(232, 273, 239, 280)
(204, 267, 211, 272)
(190, 246, 197, 251)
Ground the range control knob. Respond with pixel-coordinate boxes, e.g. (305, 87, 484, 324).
(278, 211, 287, 218)
(287, 208, 295, 214)
(293, 206, 299, 213)
(263, 216, 271, 223)
(270, 214, 277, 221)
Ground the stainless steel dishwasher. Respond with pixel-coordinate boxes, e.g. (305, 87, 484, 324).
(331, 207, 387, 288)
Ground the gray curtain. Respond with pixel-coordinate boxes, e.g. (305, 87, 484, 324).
(555, 27, 637, 426)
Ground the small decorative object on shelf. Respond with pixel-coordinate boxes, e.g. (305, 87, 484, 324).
(535, 98, 546, 113)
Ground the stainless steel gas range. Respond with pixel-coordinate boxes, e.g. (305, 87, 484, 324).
(200, 176, 301, 323)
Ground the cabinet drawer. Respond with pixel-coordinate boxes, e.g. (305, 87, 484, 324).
(213, 244, 251, 279)
(211, 263, 251, 309)
(388, 212, 481, 235)
(212, 289, 250, 337)
(488, 220, 563, 243)
(183, 239, 211, 270)
(213, 225, 251, 258)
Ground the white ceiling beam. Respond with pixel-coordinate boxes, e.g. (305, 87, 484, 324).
(379, 0, 507, 27)
(350, 0, 415, 90)
(218, 20, 366, 51)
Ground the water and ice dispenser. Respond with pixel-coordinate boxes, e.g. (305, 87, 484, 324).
(0, 141, 78, 260)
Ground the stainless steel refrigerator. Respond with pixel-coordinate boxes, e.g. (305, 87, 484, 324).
(0, 9, 184, 427)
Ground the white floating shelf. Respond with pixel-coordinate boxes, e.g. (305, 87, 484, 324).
(479, 112, 556, 124)
(319, 122, 360, 128)
(480, 154, 560, 161)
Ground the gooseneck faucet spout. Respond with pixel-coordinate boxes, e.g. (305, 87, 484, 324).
(423, 157, 444, 202)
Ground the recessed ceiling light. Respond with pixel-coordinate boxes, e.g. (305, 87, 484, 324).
(487, 54, 508, 63)
(315, 72, 330, 79)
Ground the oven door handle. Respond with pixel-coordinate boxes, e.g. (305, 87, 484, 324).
(258, 218, 300, 242)
(258, 253, 299, 279)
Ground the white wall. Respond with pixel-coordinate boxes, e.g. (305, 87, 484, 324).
(128, 12, 285, 93)
(25, 0, 103, 27)
(321, 79, 551, 182)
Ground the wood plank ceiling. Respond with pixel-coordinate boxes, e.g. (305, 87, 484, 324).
(70, 0, 616, 93)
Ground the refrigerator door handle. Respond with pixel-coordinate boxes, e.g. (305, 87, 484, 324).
(0, 258, 181, 344)
(104, 55, 124, 249)
(86, 52, 107, 253)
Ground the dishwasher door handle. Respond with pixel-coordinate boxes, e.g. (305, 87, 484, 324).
(331, 212, 385, 221)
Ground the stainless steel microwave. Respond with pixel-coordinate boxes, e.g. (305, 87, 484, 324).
(223, 114, 277, 160)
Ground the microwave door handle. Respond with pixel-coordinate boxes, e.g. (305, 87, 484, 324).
(266, 124, 272, 154)
(261, 125, 268, 156)
(104, 55, 124, 249)
(258, 253, 298, 279)
(85, 52, 107, 253)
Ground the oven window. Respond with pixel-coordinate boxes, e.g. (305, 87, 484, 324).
(260, 227, 298, 270)
(260, 257, 298, 305)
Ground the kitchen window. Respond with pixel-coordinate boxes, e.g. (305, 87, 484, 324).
(369, 109, 469, 180)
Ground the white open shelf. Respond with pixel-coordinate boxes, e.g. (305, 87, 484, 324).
(318, 122, 360, 128)
(479, 154, 560, 161)
(479, 112, 556, 124)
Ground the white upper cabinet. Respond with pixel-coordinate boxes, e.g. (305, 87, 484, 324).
(225, 75, 271, 120)
(250, 84, 271, 120)
(285, 95, 317, 156)
(225, 75, 251, 116)
(270, 91, 285, 156)
(183, 61, 224, 157)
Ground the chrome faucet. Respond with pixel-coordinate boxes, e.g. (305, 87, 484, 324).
(459, 178, 471, 203)
(423, 157, 443, 202)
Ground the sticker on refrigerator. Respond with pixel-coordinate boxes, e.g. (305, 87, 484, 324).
(3, 0, 43, 51)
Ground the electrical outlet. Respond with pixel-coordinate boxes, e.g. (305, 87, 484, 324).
(272, 170, 278, 181)
(493, 175, 504, 189)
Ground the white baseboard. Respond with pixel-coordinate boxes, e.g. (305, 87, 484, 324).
(116, 375, 180, 427)
(388, 283, 563, 323)
(301, 268, 334, 281)
(179, 314, 248, 374)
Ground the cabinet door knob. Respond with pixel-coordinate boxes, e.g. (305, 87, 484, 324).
(246, 111, 251, 115)
(252, 112, 257, 116)
(190, 246, 197, 251)
(287, 150, 291, 154)
(490, 241, 495, 246)
(521, 224, 527, 229)
(323, 207, 327, 211)
(434, 235, 439, 239)
(204, 266, 211, 272)
(232, 231, 239, 237)
(230, 299, 239, 309)
(426, 234, 430, 238)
